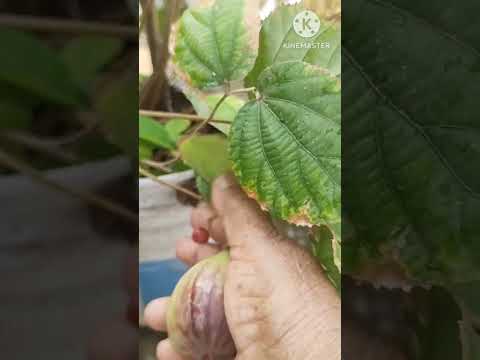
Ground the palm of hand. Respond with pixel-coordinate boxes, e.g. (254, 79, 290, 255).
(224, 237, 339, 360)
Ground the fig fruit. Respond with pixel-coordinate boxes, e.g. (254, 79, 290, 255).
(167, 251, 236, 360)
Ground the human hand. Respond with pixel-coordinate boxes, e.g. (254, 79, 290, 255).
(144, 174, 340, 360)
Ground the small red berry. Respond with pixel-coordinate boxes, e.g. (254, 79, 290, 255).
(192, 227, 209, 244)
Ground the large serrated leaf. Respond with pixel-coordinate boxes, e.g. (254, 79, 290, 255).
(245, 3, 340, 87)
(0, 30, 85, 106)
(179, 134, 231, 182)
(230, 61, 340, 226)
(310, 226, 341, 291)
(451, 283, 480, 325)
(343, 0, 480, 284)
(412, 288, 463, 360)
(174, 0, 257, 88)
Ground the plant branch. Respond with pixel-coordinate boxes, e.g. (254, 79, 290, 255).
(13, 113, 100, 148)
(139, 167, 201, 200)
(0, 148, 138, 224)
(138, 0, 149, 34)
(0, 14, 137, 39)
(140, 0, 162, 70)
(230, 87, 256, 95)
(1, 132, 77, 164)
(139, 0, 166, 109)
(139, 110, 231, 124)
(48, 115, 100, 146)
(140, 159, 172, 173)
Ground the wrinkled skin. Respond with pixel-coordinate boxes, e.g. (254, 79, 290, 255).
(167, 251, 236, 360)
(145, 174, 341, 360)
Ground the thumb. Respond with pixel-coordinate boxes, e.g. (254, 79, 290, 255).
(211, 174, 279, 250)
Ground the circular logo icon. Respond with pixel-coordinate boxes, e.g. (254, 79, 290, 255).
(293, 10, 321, 38)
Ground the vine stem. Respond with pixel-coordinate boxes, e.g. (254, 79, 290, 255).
(139, 167, 201, 201)
(0, 148, 138, 223)
(139, 110, 231, 124)
(0, 14, 137, 39)
(190, 86, 256, 136)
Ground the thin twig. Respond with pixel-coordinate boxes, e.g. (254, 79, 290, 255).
(190, 86, 256, 136)
(1, 132, 77, 164)
(0, 14, 137, 39)
(141, 159, 173, 173)
(191, 92, 229, 135)
(49, 115, 100, 146)
(161, 153, 182, 166)
(230, 87, 256, 95)
(13, 114, 100, 148)
(139, 110, 231, 124)
(139, 167, 201, 200)
(0, 148, 138, 224)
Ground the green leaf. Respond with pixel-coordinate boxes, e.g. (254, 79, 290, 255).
(165, 118, 191, 143)
(245, 4, 341, 87)
(230, 61, 340, 226)
(310, 226, 341, 291)
(179, 134, 231, 182)
(174, 0, 256, 88)
(62, 36, 123, 89)
(139, 116, 176, 150)
(0, 101, 32, 131)
(0, 30, 84, 106)
(461, 323, 480, 360)
(343, 0, 480, 284)
(0, 83, 42, 108)
(139, 140, 155, 161)
(451, 283, 480, 325)
(97, 78, 137, 157)
(186, 91, 244, 134)
(412, 288, 463, 360)
(196, 175, 211, 200)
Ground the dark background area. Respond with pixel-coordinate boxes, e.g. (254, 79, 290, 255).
(0, 1, 138, 359)
(342, 0, 480, 359)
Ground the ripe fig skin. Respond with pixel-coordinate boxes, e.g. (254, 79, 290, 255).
(167, 251, 236, 360)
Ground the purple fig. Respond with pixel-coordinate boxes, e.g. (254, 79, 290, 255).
(167, 251, 236, 360)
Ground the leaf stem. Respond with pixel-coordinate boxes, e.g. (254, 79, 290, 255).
(139, 167, 201, 200)
(191, 92, 229, 136)
(183, 85, 256, 139)
(0, 148, 138, 223)
(140, 159, 173, 173)
(230, 87, 256, 95)
(139, 110, 231, 124)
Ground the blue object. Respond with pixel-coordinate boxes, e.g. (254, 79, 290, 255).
(140, 259, 188, 306)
